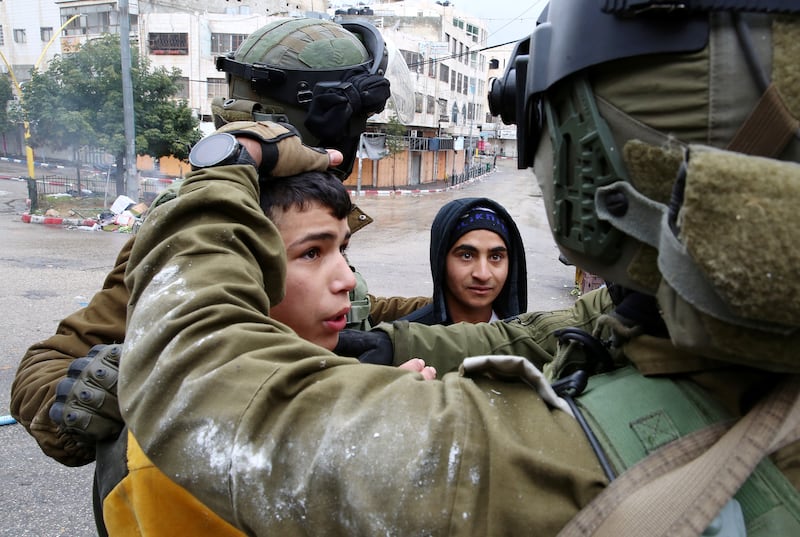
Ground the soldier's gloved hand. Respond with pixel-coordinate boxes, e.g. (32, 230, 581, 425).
(334, 329, 394, 365)
(215, 120, 332, 177)
(49, 344, 123, 445)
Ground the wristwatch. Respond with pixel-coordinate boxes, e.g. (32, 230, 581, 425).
(188, 132, 257, 170)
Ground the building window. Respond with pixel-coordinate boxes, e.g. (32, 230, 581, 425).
(61, 4, 118, 36)
(41, 27, 53, 42)
(400, 49, 424, 75)
(0, 26, 4, 46)
(207, 77, 227, 99)
(439, 64, 449, 83)
(457, 73, 462, 94)
(466, 23, 479, 42)
(13, 28, 26, 44)
(415, 92, 423, 114)
(451, 70, 456, 91)
(426, 95, 435, 115)
(428, 59, 436, 78)
(149, 33, 189, 55)
(211, 33, 247, 55)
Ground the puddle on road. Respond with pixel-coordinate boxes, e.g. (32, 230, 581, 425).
(22, 289, 59, 300)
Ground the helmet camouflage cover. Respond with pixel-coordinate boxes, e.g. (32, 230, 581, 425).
(491, 2, 800, 371)
(235, 18, 369, 69)
(215, 18, 391, 178)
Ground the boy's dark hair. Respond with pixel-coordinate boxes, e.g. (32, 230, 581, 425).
(259, 171, 352, 222)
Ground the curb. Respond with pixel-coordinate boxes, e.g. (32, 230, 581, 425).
(0, 156, 67, 170)
(21, 213, 99, 228)
(349, 187, 447, 197)
(348, 175, 483, 197)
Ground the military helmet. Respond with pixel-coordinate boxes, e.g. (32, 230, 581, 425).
(489, 1, 800, 371)
(215, 18, 390, 178)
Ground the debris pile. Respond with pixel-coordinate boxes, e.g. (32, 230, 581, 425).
(22, 194, 150, 232)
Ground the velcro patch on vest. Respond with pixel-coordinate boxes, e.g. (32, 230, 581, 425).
(630, 410, 680, 454)
(679, 146, 800, 327)
(773, 17, 800, 120)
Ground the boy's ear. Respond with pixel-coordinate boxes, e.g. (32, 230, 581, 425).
(348, 205, 373, 234)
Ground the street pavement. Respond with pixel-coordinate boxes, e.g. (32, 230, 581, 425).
(0, 158, 576, 536)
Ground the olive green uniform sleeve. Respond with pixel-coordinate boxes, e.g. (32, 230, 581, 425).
(120, 164, 606, 536)
(379, 288, 614, 373)
(10, 236, 133, 466)
(367, 294, 431, 324)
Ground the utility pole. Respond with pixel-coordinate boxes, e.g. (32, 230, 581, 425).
(119, 0, 138, 199)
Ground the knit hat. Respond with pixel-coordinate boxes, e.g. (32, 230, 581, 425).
(451, 207, 511, 248)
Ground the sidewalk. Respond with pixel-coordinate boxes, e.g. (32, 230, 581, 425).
(346, 176, 481, 197)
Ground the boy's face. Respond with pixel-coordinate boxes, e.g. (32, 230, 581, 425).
(269, 201, 356, 351)
(444, 229, 509, 323)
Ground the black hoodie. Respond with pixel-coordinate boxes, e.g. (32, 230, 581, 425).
(400, 197, 527, 325)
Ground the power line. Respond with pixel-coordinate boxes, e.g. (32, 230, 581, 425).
(405, 39, 521, 70)
(483, 0, 547, 44)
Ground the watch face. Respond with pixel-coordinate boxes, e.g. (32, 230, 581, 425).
(189, 133, 239, 168)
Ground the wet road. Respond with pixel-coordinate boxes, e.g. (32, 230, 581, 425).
(0, 158, 575, 536)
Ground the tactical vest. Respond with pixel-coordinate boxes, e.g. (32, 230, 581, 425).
(569, 366, 800, 535)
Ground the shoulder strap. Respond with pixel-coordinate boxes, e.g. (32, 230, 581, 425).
(726, 83, 799, 158)
(346, 267, 371, 330)
(558, 372, 800, 536)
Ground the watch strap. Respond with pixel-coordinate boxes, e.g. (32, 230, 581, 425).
(234, 143, 258, 170)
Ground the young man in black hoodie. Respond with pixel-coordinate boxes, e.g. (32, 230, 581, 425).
(401, 197, 527, 325)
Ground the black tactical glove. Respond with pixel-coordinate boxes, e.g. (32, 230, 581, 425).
(215, 120, 330, 177)
(49, 344, 124, 445)
(334, 329, 394, 365)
